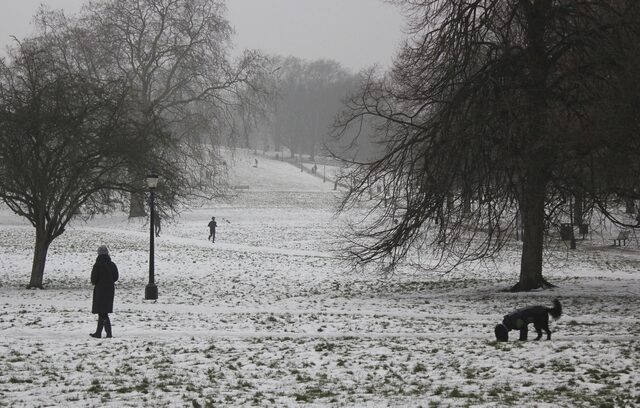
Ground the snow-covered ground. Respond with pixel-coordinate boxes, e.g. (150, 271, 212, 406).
(0, 151, 638, 407)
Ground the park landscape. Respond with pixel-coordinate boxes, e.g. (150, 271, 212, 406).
(0, 151, 638, 407)
(0, 0, 639, 406)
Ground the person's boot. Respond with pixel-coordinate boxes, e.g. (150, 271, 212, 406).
(104, 316, 113, 338)
(90, 318, 104, 338)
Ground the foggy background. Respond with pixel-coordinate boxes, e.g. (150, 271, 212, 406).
(0, 0, 404, 71)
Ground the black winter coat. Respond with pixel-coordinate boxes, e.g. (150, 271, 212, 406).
(91, 254, 119, 314)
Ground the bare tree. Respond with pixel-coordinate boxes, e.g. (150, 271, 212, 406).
(334, 0, 640, 291)
(0, 39, 132, 288)
(40, 0, 268, 217)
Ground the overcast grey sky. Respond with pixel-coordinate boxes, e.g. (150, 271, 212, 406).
(0, 0, 405, 71)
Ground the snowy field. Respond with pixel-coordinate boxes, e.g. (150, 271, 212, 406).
(0, 153, 639, 407)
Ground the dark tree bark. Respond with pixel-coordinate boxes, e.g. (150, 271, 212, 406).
(514, 163, 554, 291)
(28, 226, 53, 289)
(574, 191, 584, 226)
(625, 199, 635, 214)
(129, 192, 147, 218)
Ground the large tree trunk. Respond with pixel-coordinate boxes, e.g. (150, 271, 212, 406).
(28, 227, 51, 289)
(573, 190, 584, 226)
(625, 198, 635, 214)
(129, 165, 147, 218)
(129, 192, 147, 218)
(512, 167, 555, 291)
(511, 0, 556, 292)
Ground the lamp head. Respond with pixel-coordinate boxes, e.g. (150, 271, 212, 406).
(146, 172, 159, 189)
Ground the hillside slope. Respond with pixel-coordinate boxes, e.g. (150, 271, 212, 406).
(225, 149, 336, 192)
(214, 149, 341, 208)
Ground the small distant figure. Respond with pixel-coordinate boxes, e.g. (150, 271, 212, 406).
(254, 158, 258, 168)
(312, 164, 318, 174)
(207, 216, 217, 242)
(154, 212, 161, 237)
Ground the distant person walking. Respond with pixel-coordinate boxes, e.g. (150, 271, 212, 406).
(90, 245, 119, 339)
(208, 217, 217, 242)
(154, 212, 161, 237)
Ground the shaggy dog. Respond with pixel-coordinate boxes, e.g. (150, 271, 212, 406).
(495, 299, 562, 342)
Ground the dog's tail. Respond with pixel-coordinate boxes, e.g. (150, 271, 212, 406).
(548, 299, 562, 320)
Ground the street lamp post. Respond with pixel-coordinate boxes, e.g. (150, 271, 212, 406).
(145, 171, 159, 300)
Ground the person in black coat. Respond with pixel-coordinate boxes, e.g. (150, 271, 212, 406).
(207, 217, 217, 242)
(90, 245, 119, 338)
(154, 212, 161, 237)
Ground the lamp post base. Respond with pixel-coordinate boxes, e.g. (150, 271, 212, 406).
(145, 283, 158, 300)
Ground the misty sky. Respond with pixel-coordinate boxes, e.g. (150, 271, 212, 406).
(0, 0, 405, 71)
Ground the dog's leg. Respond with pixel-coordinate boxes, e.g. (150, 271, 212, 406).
(495, 324, 509, 342)
(519, 326, 528, 341)
(540, 314, 551, 340)
(533, 322, 543, 340)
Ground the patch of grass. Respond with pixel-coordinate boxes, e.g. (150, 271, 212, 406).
(236, 379, 253, 389)
(487, 384, 514, 403)
(502, 392, 520, 405)
(314, 342, 335, 352)
(294, 387, 338, 402)
(295, 373, 314, 383)
(88, 379, 102, 393)
(533, 384, 637, 408)
(549, 359, 576, 372)
(7, 351, 26, 363)
(135, 377, 150, 394)
(251, 391, 264, 404)
(464, 367, 477, 379)
(8, 377, 33, 384)
(586, 367, 604, 380)
(433, 385, 447, 396)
